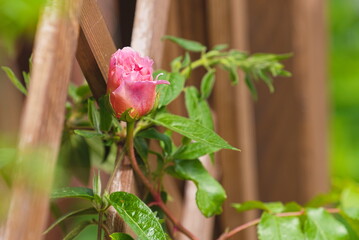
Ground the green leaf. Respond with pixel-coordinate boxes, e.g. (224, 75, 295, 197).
(43, 207, 97, 234)
(200, 70, 216, 100)
(229, 66, 239, 85)
(75, 84, 91, 99)
(233, 201, 284, 213)
(283, 202, 303, 212)
(88, 98, 101, 133)
(2, 66, 27, 95)
(163, 35, 206, 52)
(258, 70, 274, 92)
(145, 113, 238, 151)
(170, 56, 182, 72)
(245, 74, 257, 99)
(167, 159, 226, 217)
(341, 187, 359, 220)
(173, 142, 219, 160)
(134, 136, 149, 162)
(197, 99, 214, 130)
(137, 128, 172, 155)
(51, 187, 94, 200)
(304, 208, 349, 240)
(110, 233, 135, 240)
(184, 87, 200, 120)
(58, 134, 91, 184)
(306, 192, 340, 208)
(109, 192, 166, 240)
(212, 44, 228, 51)
(336, 215, 359, 240)
(184, 87, 214, 130)
(63, 221, 93, 240)
(93, 171, 102, 197)
(22, 71, 30, 89)
(99, 95, 113, 132)
(233, 201, 268, 213)
(74, 130, 104, 138)
(155, 71, 185, 108)
(258, 212, 304, 240)
(182, 52, 191, 67)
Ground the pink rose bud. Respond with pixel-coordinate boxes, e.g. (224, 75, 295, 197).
(107, 47, 169, 119)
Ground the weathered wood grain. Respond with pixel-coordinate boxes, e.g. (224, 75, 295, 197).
(131, 0, 170, 68)
(4, 0, 83, 239)
(206, 0, 258, 239)
(76, 0, 116, 99)
(248, 0, 328, 203)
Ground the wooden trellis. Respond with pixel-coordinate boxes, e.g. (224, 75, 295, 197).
(2, 0, 328, 239)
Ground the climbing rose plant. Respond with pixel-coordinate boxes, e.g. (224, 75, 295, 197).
(3, 36, 359, 240)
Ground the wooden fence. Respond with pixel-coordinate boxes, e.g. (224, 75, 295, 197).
(0, 0, 327, 239)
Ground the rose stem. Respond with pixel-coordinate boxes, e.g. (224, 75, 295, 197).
(126, 122, 200, 240)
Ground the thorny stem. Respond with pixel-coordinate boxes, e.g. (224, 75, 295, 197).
(126, 122, 200, 240)
(217, 208, 341, 240)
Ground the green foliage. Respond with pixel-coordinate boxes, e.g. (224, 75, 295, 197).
(172, 142, 219, 160)
(145, 113, 239, 151)
(184, 87, 214, 130)
(51, 187, 94, 200)
(43, 207, 97, 234)
(74, 130, 104, 138)
(63, 221, 94, 240)
(110, 233, 135, 240)
(136, 128, 172, 155)
(200, 69, 216, 100)
(1, 66, 27, 95)
(166, 159, 226, 217)
(304, 208, 348, 240)
(19, 35, 294, 239)
(233, 201, 284, 214)
(163, 35, 206, 52)
(109, 192, 167, 240)
(341, 186, 359, 220)
(88, 98, 101, 133)
(58, 133, 91, 185)
(258, 213, 304, 240)
(155, 70, 185, 108)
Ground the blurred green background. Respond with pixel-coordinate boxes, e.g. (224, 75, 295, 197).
(329, 0, 359, 181)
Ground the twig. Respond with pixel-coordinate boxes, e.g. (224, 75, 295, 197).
(126, 122, 199, 240)
(217, 208, 341, 240)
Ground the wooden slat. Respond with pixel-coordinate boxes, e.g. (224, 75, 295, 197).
(248, 0, 328, 203)
(206, 0, 258, 239)
(4, 1, 83, 239)
(131, 0, 170, 68)
(76, 0, 116, 99)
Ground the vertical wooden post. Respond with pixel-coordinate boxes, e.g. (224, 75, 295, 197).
(206, 0, 258, 239)
(248, 0, 328, 203)
(131, 0, 170, 68)
(4, 1, 83, 239)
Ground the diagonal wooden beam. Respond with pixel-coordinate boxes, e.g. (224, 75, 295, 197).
(4, 1, 83, 239)
(76, 0, 116, 99)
